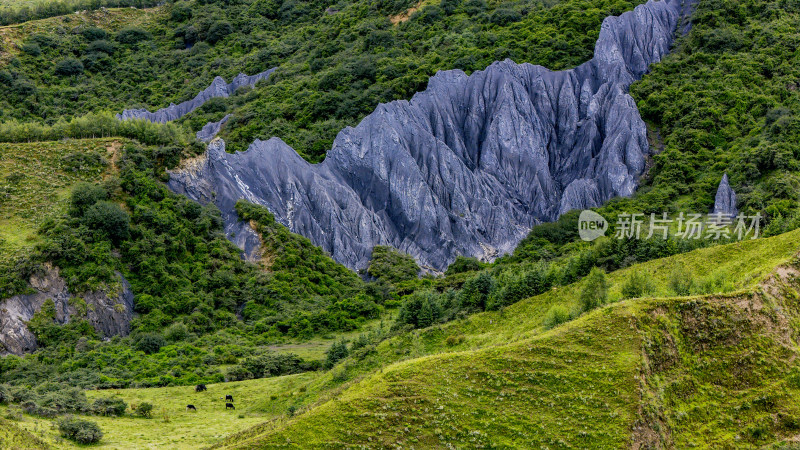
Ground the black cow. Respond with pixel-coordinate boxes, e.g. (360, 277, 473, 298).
(225, 395, 233, 402)
(226, 403, 235, 410)
(195, 384, 207, 392)
(187, 404, 197, 411)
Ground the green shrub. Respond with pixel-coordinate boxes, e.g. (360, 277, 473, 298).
(54, 58, 84, 76)
(58, 417, 103, 444)
(668, 264, 695, 296)
(81, 27, 108, 41)
(444, 256, 483, 275)
(697, 269, 735, 294)
(621, 271, 656, 299)
(579, 267, 608, 312)
(134, 332, 166, 354)
(489, 265, 552, 310)
(136, 402, 153, 418)
(69, 182, 108, 217)
(116, 27, 151, 45)
(459, 272, 495, 311)
(445, 335, 465, 346)
(164, 323, 189, 342)
(544, 304, 571, 329)
(0, 384, 9, 404)
(398, 291, 442, 328)
(83, 201, 130, 243)
(21, 43, 41, 56)
(206, 21, 233, 44)
(91, 397, 127, 416)
(170, 3, 192, 21)
(324, 339, 349, 369)
(367, 246, 419, 283)
(490, 8, 522, 25)
(86, 40, 115, 55)
(226, 365, 254, 382)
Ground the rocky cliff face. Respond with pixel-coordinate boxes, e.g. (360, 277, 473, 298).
(170, 0, 691, 272)
(713, 173, 738, 218)
(117, 69, 275, 123)
(0, 266, 134, 355)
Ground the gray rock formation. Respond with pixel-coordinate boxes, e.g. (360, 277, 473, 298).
(0, 266, 134, 355)
(197, 114, 232, 142)
(712, 173, 738, 218)
(117, 69, 275, 123)
(170, 0, 691, 272)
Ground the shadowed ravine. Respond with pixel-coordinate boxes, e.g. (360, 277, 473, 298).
(169, 0, 695, 271)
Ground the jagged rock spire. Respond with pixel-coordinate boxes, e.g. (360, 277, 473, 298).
(713, 173, 738, 218)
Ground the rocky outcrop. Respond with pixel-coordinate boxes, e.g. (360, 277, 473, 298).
(170, 0, 691, 272)
(117, 69, 275, 123)
(197, 114, 232, 142)
(0, 266, 134, 355)
(712, 173, 738, 218)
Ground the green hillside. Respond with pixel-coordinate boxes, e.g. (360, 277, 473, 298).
(4, 229, 799, 448)
(0, 0, 647, 160)
(215, 232, 800, 448)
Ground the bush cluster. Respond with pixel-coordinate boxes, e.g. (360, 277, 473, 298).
(58, 417, 103, 444)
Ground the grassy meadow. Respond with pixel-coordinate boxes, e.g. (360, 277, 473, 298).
(1, 373, 316, 449)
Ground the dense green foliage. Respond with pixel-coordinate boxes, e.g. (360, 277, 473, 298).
(366, 245, 419, 284)
(227, 352, 318, 381)
(444, 255, 484, 275)
(629, 0, 800, 227)
(0, 113, 191, 146)
(235, 201, 388, 338)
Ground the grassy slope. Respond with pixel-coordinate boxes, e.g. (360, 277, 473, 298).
(227, 309, 643, 448)
(0, 416, 50, 449)
(216, 230, 800, 448)
(372, 229, 800, 366)
(0, 138, 118, 253)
